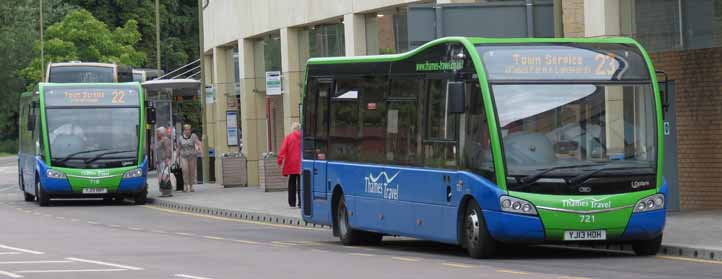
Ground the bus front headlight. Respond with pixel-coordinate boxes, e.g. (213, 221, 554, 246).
(123, 168, 143, 179)
(633, 194, 664, 213)
(46, 169, 66, 179)
(500, 196, 538, 215)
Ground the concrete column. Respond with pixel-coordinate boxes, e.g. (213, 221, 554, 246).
(203, 52, 216, 178)
(584, 0, 621, 37)
(344, 13, 367, 56)
(211, 47, 235, 185)
(238, 39, 267, 187)
(280, 28, 302, 136)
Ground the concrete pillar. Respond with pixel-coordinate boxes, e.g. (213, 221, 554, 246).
(211, 47, 235, 185)
(584, 0, 620, 37)
(203, 52, 216, 179)
(238, 39, 267, 187)
(344, 13, 367, 56)
(280, 28, 302, 137)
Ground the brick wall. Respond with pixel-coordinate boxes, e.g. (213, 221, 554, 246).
(562, 0, 585, 38)
(649, 48, 722, 209)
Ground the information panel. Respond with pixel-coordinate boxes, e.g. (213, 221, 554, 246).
(477, 44, 650, 81)
(44, 85, 140, 107)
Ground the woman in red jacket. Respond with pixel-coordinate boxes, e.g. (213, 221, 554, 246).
(277, 122, 302, 208)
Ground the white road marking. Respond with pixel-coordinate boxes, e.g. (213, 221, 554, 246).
(0, 261, 72, 264)
(66, 258, 143, 271)
(0, 245, 43, 255)
(0, 270, 22, 278)
(16, 268, 126, 274)
(175, 274, 214, 279)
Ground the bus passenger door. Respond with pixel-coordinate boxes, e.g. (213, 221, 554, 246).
(302, 79, 332, 224)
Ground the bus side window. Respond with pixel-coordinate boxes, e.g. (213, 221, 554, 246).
(462, 82, 494, 180)
(387, 78, 421, 165)
(423, 79, 458, 169)
(303, 80, 318, 160)
(329, 79, 360, 162)
(314, 81, 331, 160)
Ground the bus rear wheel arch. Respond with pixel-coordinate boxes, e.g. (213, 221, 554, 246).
(332, 187, 382, 246)
(462, 199, 497, 258)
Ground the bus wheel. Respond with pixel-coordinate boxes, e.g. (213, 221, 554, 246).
(632, 234, 663, 256)
(35, 180, 50, 207)
(134, 191, 147, 205)
(336, 196, 362, 245)
(463, 200, 496, 258)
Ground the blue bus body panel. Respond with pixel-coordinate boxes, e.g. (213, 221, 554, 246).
(621, 179, 668, 240)
(36, 158, 72, 192)
(117, 158, 148, 193)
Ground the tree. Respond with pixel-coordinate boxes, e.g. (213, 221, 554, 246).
(66, 0, 199, 72)
(0, 0, 76, 152)
(20, 9, 146, 86)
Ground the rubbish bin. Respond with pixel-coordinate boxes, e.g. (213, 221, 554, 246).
(196, 148, 216, 184)
(221, 153, 247, 187)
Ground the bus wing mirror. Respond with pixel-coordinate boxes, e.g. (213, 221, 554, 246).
(147, 106, 157, 125)
(656, 70, 670, 120)
(447, 81, 465, 114)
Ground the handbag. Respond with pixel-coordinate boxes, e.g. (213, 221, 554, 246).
(171, 161, 184, 191)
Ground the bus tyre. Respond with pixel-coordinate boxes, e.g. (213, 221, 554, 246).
(463, 200, 496, 259)
(35, 180, 49, 207)
(336, 196, 363, 246)
(134, 191, 147, 205)
(632, 234, 663, 256)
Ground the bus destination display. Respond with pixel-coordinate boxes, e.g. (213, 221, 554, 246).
(44, 86, 140, 107)
(478, 44, 650, 81)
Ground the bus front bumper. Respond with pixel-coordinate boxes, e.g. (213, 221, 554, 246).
(483, 209, 665, 243)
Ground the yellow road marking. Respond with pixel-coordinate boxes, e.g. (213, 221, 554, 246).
(348, 253, 374, 257)
(310, 248, 326, 253)
(150, 230, 168, 234)
(657, 255, 722, 265)
(442, 263, 475, 269)
(70, 219, 79, 222)
(558, 276, 593, 279)
(271, 241, 297, 246)
(128, 227, 143, 231)
(497, 269, 529, 275)
(142, 205, 325, 231)
(87, 221, 100, 225)
(203, 236, 226, 241)
(174, 232, 196, 237)
(391, 256, 420, 262)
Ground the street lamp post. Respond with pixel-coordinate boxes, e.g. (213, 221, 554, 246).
(156, 0, 161, 71)
(40, 0, 44, 81)
(199, 0, 209, 183)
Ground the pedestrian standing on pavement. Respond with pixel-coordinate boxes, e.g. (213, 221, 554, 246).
(277, 122, 301, 208)
(177, 124, 201, 192)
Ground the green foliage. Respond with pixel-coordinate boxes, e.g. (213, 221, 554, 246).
(66, 0, 199, 72)
(20, 9, 146, 86)
(0, 140, 17, 154)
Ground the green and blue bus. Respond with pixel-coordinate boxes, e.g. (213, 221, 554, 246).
(18, 82, 149, 206)
(300, 37, 666, 258)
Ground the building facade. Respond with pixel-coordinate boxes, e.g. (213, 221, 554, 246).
(202, 0, 722, 210)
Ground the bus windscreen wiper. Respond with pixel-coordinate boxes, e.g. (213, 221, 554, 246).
(84, 149, 136, 164)
(56, 148, 110, 165)
(517, 162, 607, 186)
(566, 166, 654, 187)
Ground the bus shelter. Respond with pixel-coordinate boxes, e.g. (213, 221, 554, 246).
(141, 79, 207, 181)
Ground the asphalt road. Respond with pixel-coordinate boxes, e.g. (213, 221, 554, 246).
(0, 157, 721, 279)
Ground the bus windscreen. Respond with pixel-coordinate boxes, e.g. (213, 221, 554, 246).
(476, 44, 650, 81)
(44, 86, 140, 107)
(48, 66, 115, 83)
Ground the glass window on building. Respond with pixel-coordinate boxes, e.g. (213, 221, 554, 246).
(622, 0, 722, 52)
(365, 8, 410, 55)
(298, 23, 346, 69)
